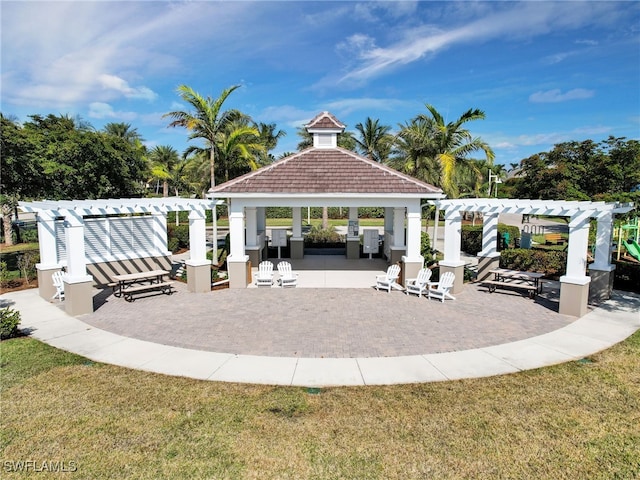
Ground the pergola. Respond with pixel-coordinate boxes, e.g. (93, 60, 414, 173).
(19, 197, 220, 316)
(430, 198, 634, 317)
(208, 112, 445, 288)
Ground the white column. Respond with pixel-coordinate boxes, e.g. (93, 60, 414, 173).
(292, 207, 302, 239)
(62, 210, 90, 280)
(245, 207, 257, 247)
(592, 211, 614, 271)
(404, 203, 423, 261)
(153, 212, 170, 254)
(563, 211, 592, 282)
(442, 208, 463, 264)
(257, 207, 266, 233)
(479, 212, 500, 257)
(384, 207, 394, 233)
(36, 211, 58, 267)
(393, 207, 405, 248)
(228, 206, 246, 260)
(432, 206, 440, 254)
(188, 208, 208, 263)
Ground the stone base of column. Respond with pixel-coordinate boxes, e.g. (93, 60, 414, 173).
(64, 276, 94, 316)
(588, 267, 615, 305)
(476, 254, 501, 281)
(290, 238, 304, 260)
(36, 264, 61, 301)
(246, 246, 262, 267)
(401, 257, 423, 287)
(389, 247, 405, 265)
(346, 239, 360, 260)
(559, 276, 591, 317)
(227, 255, 250, 288)
(438, 261, 466, 295)
(186, 260, 212, 293)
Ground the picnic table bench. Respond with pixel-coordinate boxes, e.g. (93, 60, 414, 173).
(482, 268, 545, 298)
(544, 233, 566, 245)
(110, 270, 174, 302)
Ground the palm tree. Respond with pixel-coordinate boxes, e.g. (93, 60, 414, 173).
(103, 122, 142, 143)
(388, 118, 441, 186)
(163, 84, 241, 189)
(415, 104, 495, 197)
(148, 145, 179, 197)
(256, 122, 286, 165)
(215, 122, 265, 182)
(296, 127, 357, 151)
(354, 117, 393, 163)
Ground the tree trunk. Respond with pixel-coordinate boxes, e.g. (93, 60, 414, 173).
(1, 204, 14, 246)
(322, 206, 329, 230)
(163, 180, 169, 197)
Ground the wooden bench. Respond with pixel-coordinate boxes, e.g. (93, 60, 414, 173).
(122, 281, 174, 302)
(544, 233, 566, 245)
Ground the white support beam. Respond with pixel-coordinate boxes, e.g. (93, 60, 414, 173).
(292, 207, 302, 240)
(36, 211, 58, 267)
(563, 211, 592, 282)
(228, 206, 246, 260)
(188, 208, 208, 263)
(592, 211, 615, 271)
(479, 212, 500, 258)
(404, 204, 423, 262)
(245, 207, 258, 247)
(61, 210, 89, 281)
(442, 208, 463, 265)
(393, 207, 405, 248)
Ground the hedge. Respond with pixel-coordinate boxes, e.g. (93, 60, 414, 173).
(499, 248, 567, 277)
(461, 224, 520, 255)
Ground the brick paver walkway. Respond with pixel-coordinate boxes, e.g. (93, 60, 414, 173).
(83, 282, 576, 358)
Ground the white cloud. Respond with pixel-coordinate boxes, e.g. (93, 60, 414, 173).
(332, 2, 622, 86)
(98, 74, 157, 101)
(529, 88, 595, 103)
(88, 102, 137, 121)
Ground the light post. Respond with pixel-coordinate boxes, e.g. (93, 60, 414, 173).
(488, 169, 502, 197)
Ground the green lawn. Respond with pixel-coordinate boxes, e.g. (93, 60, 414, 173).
(1, 333, 638, 479)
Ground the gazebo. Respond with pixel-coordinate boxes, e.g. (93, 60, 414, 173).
(208, 112, 445, 288)
(430, 198, 634, 317)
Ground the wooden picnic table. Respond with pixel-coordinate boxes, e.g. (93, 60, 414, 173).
(483, 268, 545, 298)
(111, 269, 173, 302)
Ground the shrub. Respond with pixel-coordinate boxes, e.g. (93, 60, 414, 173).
(304, 225, 343, 244)
(16, 251, 39, 285)
(0, 307, 21, 340)
(612, 260, 640, 294)
(167, 224, 190, 252)
(461, 223, 521, 255)
(500, 248, 567, 277)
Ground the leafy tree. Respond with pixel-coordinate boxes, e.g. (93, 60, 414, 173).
(354, 117, 393, 163)
(164, 84, 241, 189)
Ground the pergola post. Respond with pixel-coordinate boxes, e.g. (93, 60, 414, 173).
(227, 203, 250, 288)
(291, 207, 304, 259)
(185, 208, 211, 293)
(61, 210, 94, 316)
(346, 207, 360, 259)
(559, 211, 592, 317)
(588, 211, 616, 305)
(35, 211, 61, 301)
(439, 207, 465, 294)
(477, 212, 501, 280)
(401, 201, 424, 285)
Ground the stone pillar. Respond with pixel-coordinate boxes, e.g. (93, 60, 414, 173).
(227, 206, 249, 288)
(35, 211, 62, 300)
(440, 208, 465, 294)
(61, 210, 94, 316)
(560, 212, 591, 317)
(477, 212, 501, 281)
(186, 208, 211, 293)
(291, 207, 304, 259)
(588, 211, 616, 304)
(346, 207, 360, 259)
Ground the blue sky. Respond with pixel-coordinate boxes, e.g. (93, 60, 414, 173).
(2, 1, 639, 167)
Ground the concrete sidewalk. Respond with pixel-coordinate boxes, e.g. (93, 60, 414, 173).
(2, 287, 638, 387)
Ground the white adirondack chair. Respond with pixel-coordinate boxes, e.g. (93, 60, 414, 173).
(427, 271, 456, 302)
(51, 270, 65, 301)
(277, 261, 298, 287)
(255, 261, 274, 287)
(405, 268, 433, 297)
(375, 264, 401, 292)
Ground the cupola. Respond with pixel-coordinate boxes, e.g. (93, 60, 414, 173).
(304, 111, 346, 148)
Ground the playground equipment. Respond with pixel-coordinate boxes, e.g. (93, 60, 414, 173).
(617, 217, 640, 262)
